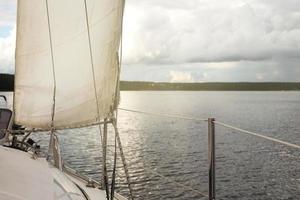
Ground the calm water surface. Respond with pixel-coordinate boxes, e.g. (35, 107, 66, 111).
(1, 91, 300, 200)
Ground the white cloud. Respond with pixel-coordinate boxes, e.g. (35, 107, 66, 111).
(123, 0, 300, 65)
(0, 0, 16, 27)
(119, 0, 300, 82)
(0, 26, 15, 74)
(0, 0, 16, 74)
(255, 73, 264, 80)
(204, 62, 237, 70)
(0, 0, 299, 82)
(169, 70, 194, 82)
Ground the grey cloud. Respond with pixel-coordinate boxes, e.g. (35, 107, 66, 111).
(258, 0, 300, 13)
(128, 0, 200, 10)
(123, 0, 300, 65)
(121, 60, 300, 82)
(1, 0, 299, 82)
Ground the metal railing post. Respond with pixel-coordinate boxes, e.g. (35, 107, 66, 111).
(102, 119, 110, 198)
(208, 118, 216, 200)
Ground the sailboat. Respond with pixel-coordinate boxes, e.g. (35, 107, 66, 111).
(0, 0, 131, 199)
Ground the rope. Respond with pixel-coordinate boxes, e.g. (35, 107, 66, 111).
(118, 108, 207, 122)
(45, 0, 58, 164)
(83, 0, 99, 115)
(82, 2, 108, 192)
(83, 0, 103, 142)
(214, 121, 300, 150)
(45, 0, 57, 129)
(46, 130, 54, 161)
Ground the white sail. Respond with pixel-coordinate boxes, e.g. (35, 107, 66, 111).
(14, 0, 124, 129)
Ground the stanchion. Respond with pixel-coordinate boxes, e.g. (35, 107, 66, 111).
(208, 118, 216, 200)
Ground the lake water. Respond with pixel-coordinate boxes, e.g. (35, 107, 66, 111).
(1, 91, 300, 200)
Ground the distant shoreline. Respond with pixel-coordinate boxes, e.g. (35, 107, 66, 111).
(1, 74, 300, 91)
(120, 81, 300, 91)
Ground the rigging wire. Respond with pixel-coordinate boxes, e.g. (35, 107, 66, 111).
(214, 121, 300, 150)
(45, 0, 57, 129)
(104, 128, 208, 199)
(3, 108, 300, 150)
(114, 0, 126, 124)
(45, 0, 59, 164)
(5, 103, 299, 197)
(112, 121, 134, 200)
(118, 108, 300, 150)
(116, 0, 126, 108)
(112, 0, 135, 199)
(3, 109, 300, 151)
(118, 108, 208, 122)
(82, 0, 107, 196)
(82, 0, 103, 142)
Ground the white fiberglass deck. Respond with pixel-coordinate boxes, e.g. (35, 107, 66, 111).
(0, 146, 112, 200)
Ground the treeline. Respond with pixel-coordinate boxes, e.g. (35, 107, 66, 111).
(1, 74, 300, 91)
(120, 81, 300, 91)
(0, 74, 14, 91)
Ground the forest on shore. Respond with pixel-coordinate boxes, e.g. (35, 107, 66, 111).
(120, 81, 300, 91)
(1, 74, 300, 91)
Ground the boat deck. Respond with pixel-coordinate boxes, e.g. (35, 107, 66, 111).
(0, 146, 127, 200)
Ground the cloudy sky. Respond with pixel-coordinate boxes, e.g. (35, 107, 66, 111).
(0, 0, 300, 82)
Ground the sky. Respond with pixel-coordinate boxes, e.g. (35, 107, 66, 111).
(0, 0, 300, 82)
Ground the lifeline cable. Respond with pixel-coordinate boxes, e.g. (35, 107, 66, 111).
(119, 108, 207, 122)
(214, 121, 300, 150)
